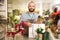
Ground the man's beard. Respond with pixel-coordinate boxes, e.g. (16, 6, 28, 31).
(29, 9, 35, 12)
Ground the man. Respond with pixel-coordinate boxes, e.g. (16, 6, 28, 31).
(20, 1, 38, 36)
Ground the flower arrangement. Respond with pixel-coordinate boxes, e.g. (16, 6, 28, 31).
(8, 9, 21, 27)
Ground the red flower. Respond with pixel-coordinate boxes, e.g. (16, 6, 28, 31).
(14, 21, 26, 35)
(21, 21, 27, 27)
(7, 32, 15, 37)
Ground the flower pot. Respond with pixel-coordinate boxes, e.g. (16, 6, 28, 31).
(38, 34, 42, 40)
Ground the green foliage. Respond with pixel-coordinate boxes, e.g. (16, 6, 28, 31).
(13, 19, 19, 24)
(43, 10, 50, 15)
(48, 19, 53, 27)
(38, 16, 43, 19)
(36, 37, 40, 40)
(36, 27, 43, 34)
(13, 9, 20, 15)
(8, 9, 20, 26)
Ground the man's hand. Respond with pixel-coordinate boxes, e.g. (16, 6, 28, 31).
(27, 22, 32, 27)
(24, 21, 32, 27)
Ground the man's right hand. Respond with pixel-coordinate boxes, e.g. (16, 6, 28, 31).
(21, 21, 32, 27)
(23, 21, 32, 27)
(26, 22, 32, 27)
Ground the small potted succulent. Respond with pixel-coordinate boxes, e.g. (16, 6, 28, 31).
(36, 27, 43, 40)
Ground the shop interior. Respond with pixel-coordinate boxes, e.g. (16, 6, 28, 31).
(0, 0, 60, 40)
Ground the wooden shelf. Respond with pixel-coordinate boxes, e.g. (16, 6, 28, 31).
(0, 26, 6, 39)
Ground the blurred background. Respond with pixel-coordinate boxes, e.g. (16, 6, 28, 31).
(0, 0, 60, 40)
(7, 0, 60, 15)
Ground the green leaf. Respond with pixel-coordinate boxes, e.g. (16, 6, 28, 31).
(36, 27, 44, 34)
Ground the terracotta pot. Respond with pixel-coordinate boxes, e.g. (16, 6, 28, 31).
(38, 34, 42, 40)
(50, 25, 56, 33)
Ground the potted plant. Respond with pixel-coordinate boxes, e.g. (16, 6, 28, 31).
(36, 27, 43, 40)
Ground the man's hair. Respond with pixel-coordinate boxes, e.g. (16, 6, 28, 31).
(28, 1, 35, 6)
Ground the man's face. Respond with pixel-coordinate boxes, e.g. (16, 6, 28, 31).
(28, 3, 35, 12)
